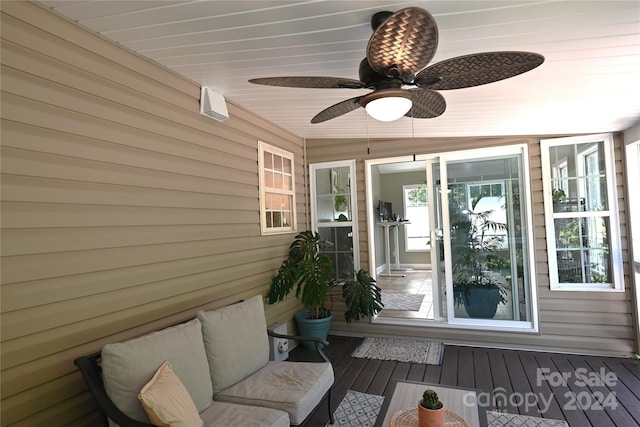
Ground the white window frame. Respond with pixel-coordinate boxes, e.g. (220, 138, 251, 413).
(402, 184, 430, 252)
(309, 160, 359, 281)
(258, 141, 296, 235)
(541, 133, 624, 291)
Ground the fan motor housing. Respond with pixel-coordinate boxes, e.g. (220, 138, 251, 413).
(359, 58, 403, 89)
(371, 11, 393, 30)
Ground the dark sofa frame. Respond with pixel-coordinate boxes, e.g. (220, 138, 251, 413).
(74, 330, 334, 426)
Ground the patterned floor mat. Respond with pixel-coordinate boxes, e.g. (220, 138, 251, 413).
(352, 337, 444, 364)
(326, 390, 384, 427)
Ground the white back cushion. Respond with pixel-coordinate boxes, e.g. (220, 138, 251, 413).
(102, 318, 213, 424)
(198, 295, 270, 394)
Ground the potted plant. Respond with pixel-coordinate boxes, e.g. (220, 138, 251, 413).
(451, 197, 509, 319)
(552, 188, 566, 211)
(418, 389, 444, 427)
(268, 230, 383, 349)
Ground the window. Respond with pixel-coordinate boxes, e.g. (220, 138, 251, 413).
(258, 141, 296, 235)
(402, 184, 430, 251)
(310, 160, 358, 282)
(541, 134, 623, 291)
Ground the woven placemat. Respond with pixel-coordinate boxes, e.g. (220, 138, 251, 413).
(390, 407, 469, 427)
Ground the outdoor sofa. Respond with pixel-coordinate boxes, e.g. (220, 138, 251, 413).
(74, 295, 335, 426)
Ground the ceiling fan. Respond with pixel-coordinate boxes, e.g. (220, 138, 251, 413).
(249, 7, 544, 124)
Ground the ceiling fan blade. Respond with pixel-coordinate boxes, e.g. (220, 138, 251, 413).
(367, 7, 438, 79)
(311, 96, 364, 124)
(249, 76, 365, 89)
(406, 89, 446, 118)
(415, 51, 544, 90)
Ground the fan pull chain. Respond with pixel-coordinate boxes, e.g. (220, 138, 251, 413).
(411, 111, 415, 140)
(366, 110, 370, 155)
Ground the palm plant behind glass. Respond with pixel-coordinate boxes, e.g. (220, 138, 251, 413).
(450, 195, 508, 306)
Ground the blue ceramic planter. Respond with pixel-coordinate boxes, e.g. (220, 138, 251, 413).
(294, 310, 332, 350)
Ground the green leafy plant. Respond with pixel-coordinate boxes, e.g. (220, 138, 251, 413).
(268, 231, 384, 323)
(420, 389, 442, 410)
(342, 269, 383, 323)
(334, 193, 348, 212)
(268, 230, 335, 319)
(552, 188, 566, 202)
(450, 197, 508, 307)
(486, 253, 510, 272)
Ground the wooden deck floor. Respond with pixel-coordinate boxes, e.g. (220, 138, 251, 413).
(289, 335, 640, 427)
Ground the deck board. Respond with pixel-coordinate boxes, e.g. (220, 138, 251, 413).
(587, 358, 640, 425)
(292, 335, 640, 426)
(472, 349, 495, 411)
(519, 351, 566, 421)
(486, 348, 518, 414)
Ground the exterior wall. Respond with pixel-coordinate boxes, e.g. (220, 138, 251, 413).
(306, 135, 635, 358)
(623, 122, 640, 353)
(0, 3, 306, 426)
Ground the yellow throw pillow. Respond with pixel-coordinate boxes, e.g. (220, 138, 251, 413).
(138, 361, 204, 427)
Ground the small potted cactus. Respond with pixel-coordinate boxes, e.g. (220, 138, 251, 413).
(418, 389, 444, 427)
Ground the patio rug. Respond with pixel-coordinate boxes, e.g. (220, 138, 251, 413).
(487, 411, 569, 426)
(381, 292, 425, 311)
(351, 337, 444, 364)
(326, 390, 384, 426)
(327, 392, 569, 427)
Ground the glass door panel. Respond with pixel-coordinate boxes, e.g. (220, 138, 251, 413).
(442, 153, 533, 325)
(318, 226, 355, 281)
(370, 146, 537, 330)
(428, 160, 447, 319)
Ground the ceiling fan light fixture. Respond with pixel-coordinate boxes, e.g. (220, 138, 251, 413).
(249, 7, 544, 124)
(362, 91, 412, 122)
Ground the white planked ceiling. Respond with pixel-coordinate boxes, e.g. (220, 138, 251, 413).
(39, 0, 640, 139)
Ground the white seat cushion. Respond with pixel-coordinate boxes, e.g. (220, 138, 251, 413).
(200, 401, 289, 427)
(214, 361, 334, 425)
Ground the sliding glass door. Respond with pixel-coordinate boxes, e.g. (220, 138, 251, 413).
(421, 145, 537, 329)
(366, 145, 537, 330)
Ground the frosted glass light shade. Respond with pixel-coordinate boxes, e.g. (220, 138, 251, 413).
(365, 97, 412, 122)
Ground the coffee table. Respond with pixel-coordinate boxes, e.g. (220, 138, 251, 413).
(374, 380, 487, 427)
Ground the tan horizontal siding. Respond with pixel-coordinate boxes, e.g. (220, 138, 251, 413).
(1, 2, 305, 426)
(334, 319, 634, 356)
(540, 310, 633, 326)
(306, 133, 635, 357)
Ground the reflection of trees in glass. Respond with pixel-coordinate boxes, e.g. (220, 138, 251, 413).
(558, 218, 581, 248)
(555, 215, 612, 283)
(591, 267, 608, 283)
(407, 182, 427, 205)
(469, 183, 503, 201)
